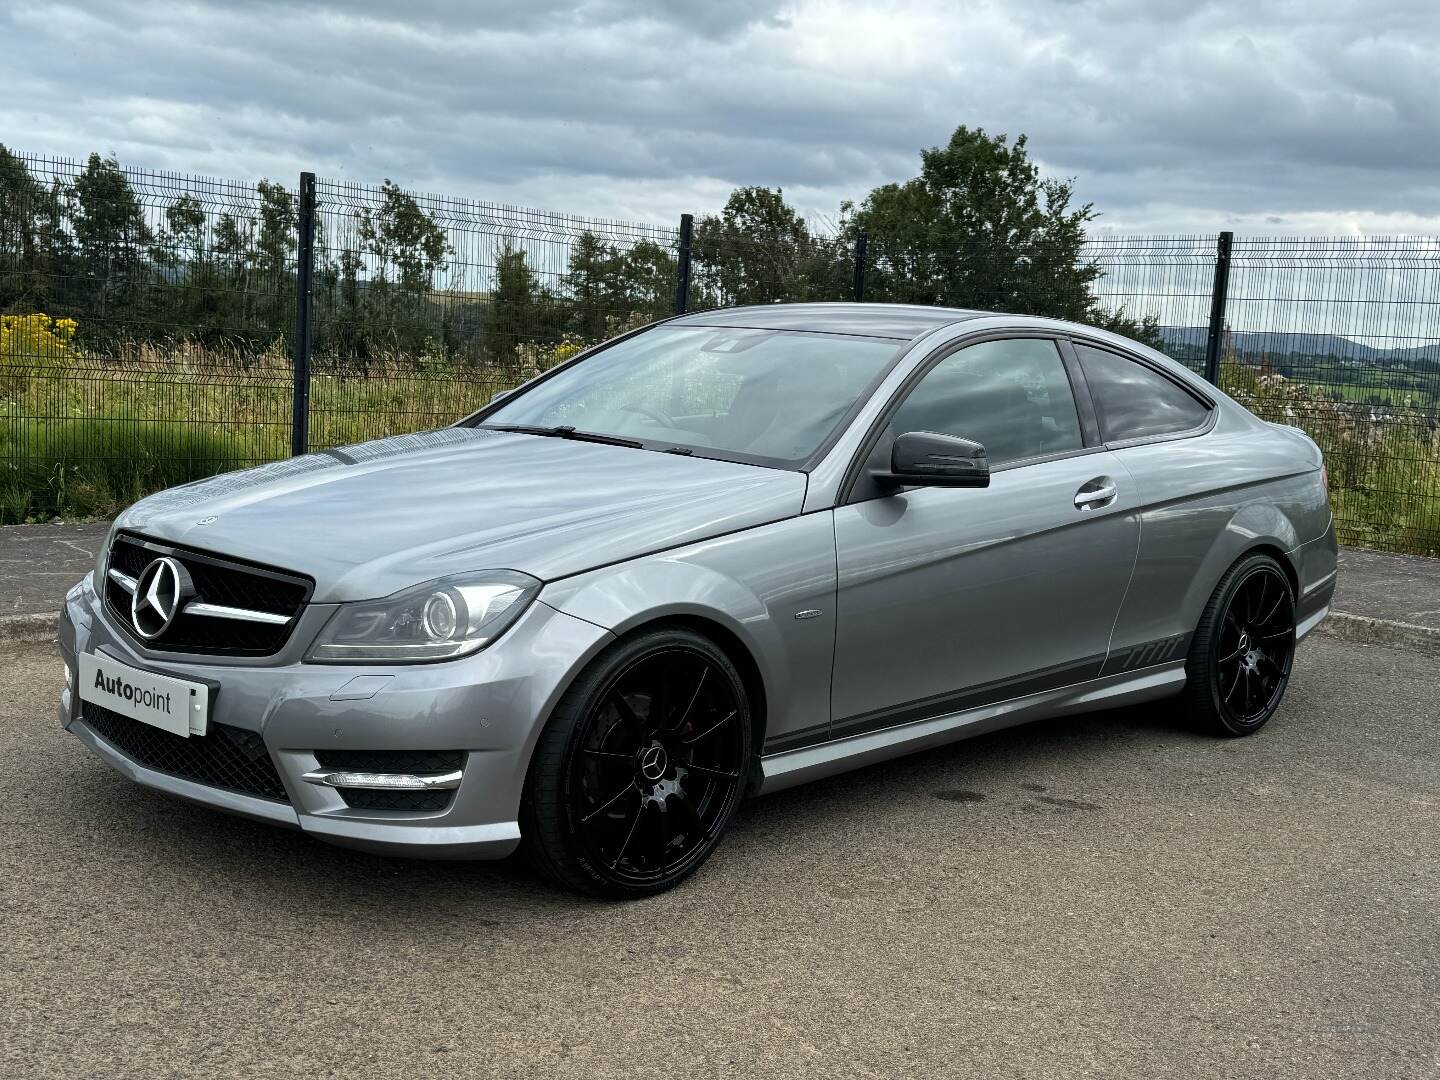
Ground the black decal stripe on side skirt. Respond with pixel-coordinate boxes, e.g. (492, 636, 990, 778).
(1101, 633, 1191, 677)
(826, 654, 1107, 745)
(763, 721, 834, 755)
(763, 635, 1193, 757)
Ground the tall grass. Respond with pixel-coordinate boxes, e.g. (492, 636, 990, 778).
(3, 333, 1439, 556)
(0, 335, 536, 524)
(0, 417, 263, 522)
(1222, 357, 1440, 556)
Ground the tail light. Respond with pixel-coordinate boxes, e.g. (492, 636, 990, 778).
(1320, 461, 1329, 500)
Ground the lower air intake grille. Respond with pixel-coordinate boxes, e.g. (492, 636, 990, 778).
(336, 789, 453, 812)
(82, 704, 290, 803)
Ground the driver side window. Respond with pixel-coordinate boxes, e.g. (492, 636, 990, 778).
(892, 338, 1083, 466)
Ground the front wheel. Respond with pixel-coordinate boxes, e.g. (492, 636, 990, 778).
(1182, 553, 1297, 736)
(521, 627, 752, 898)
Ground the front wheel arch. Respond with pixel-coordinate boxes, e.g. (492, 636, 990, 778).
(649, 615, 768, 788)
(518, 622, 756, 897)
(535, 614, 768, 792)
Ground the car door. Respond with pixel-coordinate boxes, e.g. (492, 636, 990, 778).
(829, 335, 1141, 739)
(1065, 340, 1227, 674)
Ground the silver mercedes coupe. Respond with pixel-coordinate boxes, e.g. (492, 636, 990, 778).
(58, 303, 1338, 897)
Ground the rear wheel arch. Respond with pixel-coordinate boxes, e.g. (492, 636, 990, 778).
(1177, 510, 1301, 632)
(1239, 541, 1300, 603)
(1182, 548, 1298, 735)
(1186, 540, 1297, 620)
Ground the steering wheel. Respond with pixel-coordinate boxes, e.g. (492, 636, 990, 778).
(620, 403, 676, 428)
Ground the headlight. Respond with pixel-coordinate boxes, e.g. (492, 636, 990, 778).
(306, 571, 541, 663)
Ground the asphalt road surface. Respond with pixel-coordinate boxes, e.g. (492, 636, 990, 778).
(2, 635, 1437, 1080)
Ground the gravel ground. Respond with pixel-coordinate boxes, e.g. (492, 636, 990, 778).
(2, 634, 1437, 1079)
(0, 523, 106, 617)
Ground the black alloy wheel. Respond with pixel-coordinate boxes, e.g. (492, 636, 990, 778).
(1183, 553, 1297, 736)
(522, 627, 752, 898)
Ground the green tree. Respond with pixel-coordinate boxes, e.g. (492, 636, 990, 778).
(1089, 307, 1165, 350)
(691, 186, 843, 308)
(315, 243, 367, 360)
(340, 181, 453, 356)
(561, 230, 619, 341)
(162, 195, 205, 259)
(613, 239, 677, 322)
(68, 153, 152, 330)
(147, 193, 227, 340)
(486, 242, 542, 368)
(0, 145, 65, 311)
(562, 233, 678, 340)
(212, 211, 252, 260)
(254, 179, 296, 280)
(846, 126, 1099, 318)
(359, 182, 450, 294)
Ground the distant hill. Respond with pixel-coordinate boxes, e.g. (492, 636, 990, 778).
(1157, 328, 1440, 370)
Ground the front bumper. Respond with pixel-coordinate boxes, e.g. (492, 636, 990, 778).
(58, 575, 613, 859)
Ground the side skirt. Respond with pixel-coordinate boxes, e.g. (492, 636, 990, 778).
(756, 661, 1187, 796)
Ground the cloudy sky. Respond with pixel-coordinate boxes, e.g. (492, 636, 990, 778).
(3, 0, 1437, 234)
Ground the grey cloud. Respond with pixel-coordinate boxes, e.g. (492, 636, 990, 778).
(3, 0, 1437, 233)
(264, 0, 790, 38)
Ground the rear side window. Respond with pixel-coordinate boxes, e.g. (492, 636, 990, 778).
(1075, 344, 1210, 442)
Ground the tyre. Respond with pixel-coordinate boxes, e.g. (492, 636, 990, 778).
(1182, 552, 1297, 737)
(520, 626, 753, 898)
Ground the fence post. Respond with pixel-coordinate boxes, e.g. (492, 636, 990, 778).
(673, 213, 694, 315)
(291, 172, 317, 457)
(853, 231, 868, 302)
(1203, 230, 1233, 386)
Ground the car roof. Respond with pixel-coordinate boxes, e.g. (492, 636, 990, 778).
(670, 302, 988, 341)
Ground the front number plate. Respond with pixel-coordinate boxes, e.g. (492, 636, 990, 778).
(78, 653, 209, 738)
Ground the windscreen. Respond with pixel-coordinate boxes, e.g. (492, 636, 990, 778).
(482, 326, 901, 466)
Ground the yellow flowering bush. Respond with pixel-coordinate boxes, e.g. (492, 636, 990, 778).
(552, 340, 586, 365)
(1, 314, 79, 367)
(512, 313, 654, 379)
(3, 314, 79, 412)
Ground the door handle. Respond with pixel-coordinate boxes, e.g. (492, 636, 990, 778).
(1074, 479, 1118, 510)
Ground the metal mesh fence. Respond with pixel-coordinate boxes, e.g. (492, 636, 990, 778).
(1, 147, 1437, 554)
(1081, 235, 1440, 553)
(0, 153, 296, 523)
(307, 179, 678, 449)
(1084, 235, 1219, 374)
(1224, 237, 1440, 553)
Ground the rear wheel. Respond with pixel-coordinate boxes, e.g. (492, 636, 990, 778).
(1183, 553, 1296, 736)
(521, 627, 752, 898)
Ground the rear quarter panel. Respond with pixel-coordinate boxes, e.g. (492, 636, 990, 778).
(1103, 407, 1329, 670)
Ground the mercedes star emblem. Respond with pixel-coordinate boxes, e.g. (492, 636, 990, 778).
(130, 556, 194, 639)
(639, 743, 668, 781)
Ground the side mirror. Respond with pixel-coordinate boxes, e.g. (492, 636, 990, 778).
(880, 431, 990, 489)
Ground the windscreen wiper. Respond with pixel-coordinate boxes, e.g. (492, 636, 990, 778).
(485, 423, 644, 449)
